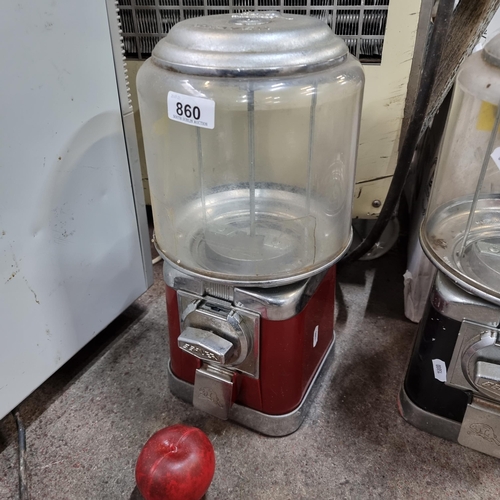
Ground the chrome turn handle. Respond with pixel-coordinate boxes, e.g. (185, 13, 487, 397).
(474, 361, 500, 399)
(178, 327, 235, 365)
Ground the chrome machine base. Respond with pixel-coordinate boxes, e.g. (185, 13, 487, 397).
(168, 337, 335, 437)
(398, 385, 461, 443)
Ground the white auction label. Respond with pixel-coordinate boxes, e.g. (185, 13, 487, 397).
(167, 91, 215, 129)
(491, 146, 500, 170)
(432, 359, 447, 383)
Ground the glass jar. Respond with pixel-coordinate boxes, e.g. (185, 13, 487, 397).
(421, 34, 500, 304)
(137, 12, 364, 285)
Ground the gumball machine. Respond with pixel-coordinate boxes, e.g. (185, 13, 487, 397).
(137, 12, 364, 436)
(400, 34, 500, 458)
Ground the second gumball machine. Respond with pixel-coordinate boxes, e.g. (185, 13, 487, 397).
(137, 12, 364, 435)
(400, 34, 500, 458)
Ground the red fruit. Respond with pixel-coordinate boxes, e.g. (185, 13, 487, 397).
(135, 424, 216, 500)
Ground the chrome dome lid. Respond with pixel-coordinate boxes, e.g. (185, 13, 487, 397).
(151, 12, 348, 76)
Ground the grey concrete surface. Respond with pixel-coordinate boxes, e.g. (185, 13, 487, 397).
(1, 247, 500, 500)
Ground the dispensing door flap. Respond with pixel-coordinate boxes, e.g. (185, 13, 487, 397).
(459, 397, 500, 458)
(193, 364, 234, 420)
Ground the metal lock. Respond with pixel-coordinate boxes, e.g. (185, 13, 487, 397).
(177, 291, 259, 377)
(179, 299, 251, 368)
(176, 290, 260, 419)
(448, 320, 500, 400)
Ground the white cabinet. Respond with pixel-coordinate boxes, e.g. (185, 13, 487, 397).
(0, 0, 152, 419)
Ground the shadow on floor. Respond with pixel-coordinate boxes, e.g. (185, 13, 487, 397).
(129, 485, 208, 499)
(129, 486, 144, 499)
(338, 240, 408, 322)
(0, 303, 147, 454)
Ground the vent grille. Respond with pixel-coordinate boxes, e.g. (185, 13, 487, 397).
(118, 0, 389, 63)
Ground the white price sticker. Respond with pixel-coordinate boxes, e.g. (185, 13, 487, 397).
(491, 147, 500, 170)
(167, 91, 215, 129)
(313, 325, 319, 348)
(432, 359, 447, 383)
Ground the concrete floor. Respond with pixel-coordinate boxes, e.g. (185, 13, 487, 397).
(1, 245, 500, 499)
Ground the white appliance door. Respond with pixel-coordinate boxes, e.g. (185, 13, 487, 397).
(0, 0, 151, 418)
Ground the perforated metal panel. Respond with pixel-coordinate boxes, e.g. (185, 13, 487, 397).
(118, 0, 389, 63)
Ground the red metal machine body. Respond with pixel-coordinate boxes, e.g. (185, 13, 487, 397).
(167, 266, 336, 417)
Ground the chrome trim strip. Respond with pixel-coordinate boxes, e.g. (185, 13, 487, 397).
(420, 224, 500, 307)
(163, 258, 332, 320)
(398, 385, 461, 443)
(156, 228, 351, 288)
(430, 273, 500, 326)
(233, 270, 327, 321)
